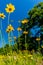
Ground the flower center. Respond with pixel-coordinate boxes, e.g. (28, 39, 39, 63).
(9, 29, 11, 31)
(1, 15, 3, 17)
(9, 8, 12, 11)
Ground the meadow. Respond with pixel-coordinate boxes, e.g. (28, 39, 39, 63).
(0, 50, 43, 65)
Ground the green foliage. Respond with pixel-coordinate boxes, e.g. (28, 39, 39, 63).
(17, 2, 43, 51)
(0, 51, 43, 65)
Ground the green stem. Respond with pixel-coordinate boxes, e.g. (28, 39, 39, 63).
(8, 13, 10, 25)
(8, 13, 10, 47)
(25, 34, 27, 50)
(1, 20, 4, 48)
(18, 31, 20, 50)
(25, 35, 26, 44)
(11, 31, 14, 44)
(8, 33, 10, 46)
(25, 25, 27, 50)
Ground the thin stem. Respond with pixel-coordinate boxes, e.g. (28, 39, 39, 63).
(25, 24, 27, 50)
(25, 34, 26, 44)
(0, 20, 2, 42)
(8, 13, 10, 48)
(8, 33, 12, 55)
(8, 33, 10, 46)
(19, 31, 20, 43)
(38, 38, 40, 51)
(0, 20, 4, 49)
(18, 31, 20, 43)
(1, 20, 4, 48)
(8, 13, 10, 25)
(11, 31, 14, 44)
(25, 34, 27, 50)
(18, 31, 20, 50)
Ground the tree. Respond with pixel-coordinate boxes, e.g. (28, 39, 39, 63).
(28, 2, 43, 47)
(17, 2, 43, 51)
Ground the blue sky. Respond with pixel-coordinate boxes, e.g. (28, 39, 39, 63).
(0, 0, 43, 47)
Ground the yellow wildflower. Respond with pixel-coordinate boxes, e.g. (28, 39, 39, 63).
(0, 13, 5, 19)
(36, 38, 40, 41)
(6, 24, 14, 33)
(23, 31, 28, 35)
(22, 19, 29, 24)
(5, 3, 15, 13)
(17, 27, 22, 31)
(8, 24, 14, 31)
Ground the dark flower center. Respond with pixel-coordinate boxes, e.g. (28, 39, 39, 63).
(1, 15, 3, 17)
(9, 29, 11, 30)
(9, 8, 12, 11)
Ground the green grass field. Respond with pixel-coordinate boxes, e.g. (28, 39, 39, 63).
(0, 51, 43, 65)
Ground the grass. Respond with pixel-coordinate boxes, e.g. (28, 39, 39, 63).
(0, 50, 43, 65)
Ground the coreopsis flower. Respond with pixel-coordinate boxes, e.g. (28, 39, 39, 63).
(6, 24, 14, 33)
(0, 13, 5, 19)
(36, 38, 40, 41)
(23, 31, 28, 35)
(22, 19, 29, 24)
(5, 3, 15, 13)
(17, 27, 22, 31)
(8, 24, 14, 31)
